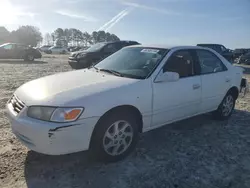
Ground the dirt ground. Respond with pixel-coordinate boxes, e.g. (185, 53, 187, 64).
(1, 56, 250, 188)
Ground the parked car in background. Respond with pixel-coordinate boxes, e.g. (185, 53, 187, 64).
(197, 44, 234, 63)
(45, 46, 68, 54)
(68, 40, 140, 69)
(233, 48, 248, 59)
(68, 46, 82, 52)
(238, 52, 250, 64)
(6, 45, 248, 162)
(0, 43, 42, 61)
(38, 45, 52, 52)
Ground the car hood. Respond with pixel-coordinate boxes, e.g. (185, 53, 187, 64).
(71, 51, 96, 56)
(15, 69, 137, 106)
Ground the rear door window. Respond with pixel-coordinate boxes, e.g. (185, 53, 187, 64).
(196, 50, 227, 74)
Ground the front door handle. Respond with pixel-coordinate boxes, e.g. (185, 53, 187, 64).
(193, 84, 201, 90)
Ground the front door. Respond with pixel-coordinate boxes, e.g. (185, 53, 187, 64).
(152, 49, 202, 127)
(13, 44, 26, 59)
(195, 49, 231, 112)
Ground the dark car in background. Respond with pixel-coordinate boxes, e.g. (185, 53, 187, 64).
(0, 43, 42, 61)
(233, 48, 248, 59)
(68, 40, 140, 69)
(197, 44, 234, 63)
(68, 46, 84, 52)
(238, 52, 250, 65)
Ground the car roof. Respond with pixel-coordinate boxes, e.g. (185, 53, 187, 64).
(104, 40, 139, 44)
(1, 43, 26, 46)
(125, 44, 211, 51)
(197, 44, 223, 46)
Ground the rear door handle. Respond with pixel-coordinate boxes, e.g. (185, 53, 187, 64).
(193, 84, 201, 90)
(226, 78, 231, 82)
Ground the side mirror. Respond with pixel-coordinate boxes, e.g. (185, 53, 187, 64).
(155, 71, 180, 83)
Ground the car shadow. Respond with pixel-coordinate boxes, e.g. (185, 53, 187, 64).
(0, 59, 47, 64)
(24, 110, 250, 188)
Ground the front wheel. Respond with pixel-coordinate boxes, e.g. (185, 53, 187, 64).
(90, 112, 139, 162)
(213, 92, 236, 120)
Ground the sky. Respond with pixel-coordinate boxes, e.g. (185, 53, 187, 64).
(0, 0, 249, 48)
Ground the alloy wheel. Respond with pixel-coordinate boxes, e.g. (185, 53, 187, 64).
(222, 95, 234, 116)
(103, 120, 133, 156)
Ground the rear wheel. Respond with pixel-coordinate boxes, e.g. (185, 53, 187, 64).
(90, 112, 139, 162)
(213, 92, 236, 120)
(24, 54, 34, 61)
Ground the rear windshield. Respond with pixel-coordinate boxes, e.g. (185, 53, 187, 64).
(85, 43, 107, 52)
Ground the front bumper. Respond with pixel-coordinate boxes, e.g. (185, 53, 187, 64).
(6, 103, 99, 155)
(68, 57, 91, 69)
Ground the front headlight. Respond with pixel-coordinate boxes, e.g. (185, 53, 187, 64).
(77, 53, 86, 59)
(27, 106, 84, 122)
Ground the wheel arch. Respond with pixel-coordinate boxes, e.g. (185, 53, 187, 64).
(227, 86, 239, 100)
(89, 105, 143, 148)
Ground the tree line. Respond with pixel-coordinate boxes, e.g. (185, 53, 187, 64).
(0, 26, 120, 47)
(45, 28, 120, 47)
(0, 26, 42, 47)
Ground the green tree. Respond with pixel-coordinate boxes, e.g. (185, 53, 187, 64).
(43, 33, 53, 45)
(10, 26, 42, 46)
(54, 28, 64, 40)
(0, 27, 10, 44)
(82, 32, 92, 46)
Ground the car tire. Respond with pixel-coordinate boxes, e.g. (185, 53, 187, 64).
(24, 54, 34, 61)
(90, 112, 139, 162)
(212, 91, 236, 120)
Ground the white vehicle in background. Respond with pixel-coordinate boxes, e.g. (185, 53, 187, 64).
(46, 46, 68, 54)
(6, 45, 248, 162)
(38, 45, 52, 52)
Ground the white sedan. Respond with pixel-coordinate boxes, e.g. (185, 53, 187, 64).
(47, 46, 68, 54)
(6, 45, 247, 162)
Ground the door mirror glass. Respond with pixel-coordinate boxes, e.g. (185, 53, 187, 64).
(155, 71, 180, 83)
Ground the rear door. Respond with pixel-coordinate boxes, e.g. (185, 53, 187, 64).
(13, 44, 26, 59)
(195, 49, 231, 112)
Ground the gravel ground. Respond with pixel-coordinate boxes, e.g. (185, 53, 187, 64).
(1, 57, 250, 188)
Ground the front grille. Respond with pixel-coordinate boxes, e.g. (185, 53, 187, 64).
(9, 95, 25, 114)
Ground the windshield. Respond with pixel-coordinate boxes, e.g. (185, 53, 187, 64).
(85, 43, 107, 52)
(95, 47, 168, 79)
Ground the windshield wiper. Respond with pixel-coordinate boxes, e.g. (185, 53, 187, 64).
(99, 69, 124, 77)
(88, 65, 99, 70)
